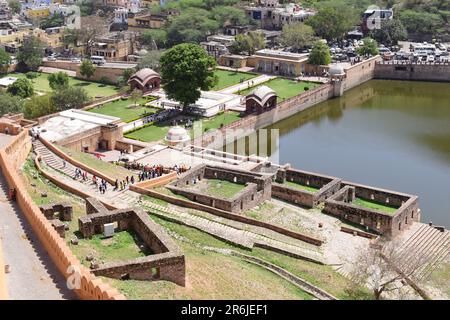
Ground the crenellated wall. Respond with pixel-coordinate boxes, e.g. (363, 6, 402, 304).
(0, 133, 126, 300)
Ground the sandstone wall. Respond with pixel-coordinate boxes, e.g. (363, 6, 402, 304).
(0, 134, 125, 300)
(374, 61, 450, 82)
(343, 55, 381, 91)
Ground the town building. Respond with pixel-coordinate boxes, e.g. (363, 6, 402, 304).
(252, 49, 309, 77)
(90, 32, 136, 61)
(362, 8, 393, 34)
(244, 0, 315, 30)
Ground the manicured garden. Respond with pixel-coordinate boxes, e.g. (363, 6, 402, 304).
(1, 72, 119, 98)
(88, 97, 159, 122)
(237, 78, 321, 101)
(212, 69, 257, 91)
(352, 198, 398, 214)
(283, 181, 320, 193)
(125, 111, 241, 143)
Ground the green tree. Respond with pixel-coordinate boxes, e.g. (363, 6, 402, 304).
(0, 93, 23, 116)
(51, 86, 91, 111)
(25, 71, 39, 81)
(137, 50, 164, 72)
(230, 32, 266, 55)
(17, 36, 45, 71)
(7, 0, 21, 14)
(23, 95, 56, 119)
(7, 78, 34, 98)
(130, 89, 143, 107)
(357, 38, 379, 56)
(308, 41, 331, 65)
(399, 10, 444, 36)
(211, 6, 248, 27)
(0, 48, 11, 75)
(306, 4, 359, 41)
(279, 22, 315, 51)
(140, 29, 168, 49)
(79, 60, 96, 79)
(40, 13, 65, 29)
(160, 43, 217, 109)
(166, 8, 220, 45)
(371, 19, 408, 46)
(48, 71, 70, 90)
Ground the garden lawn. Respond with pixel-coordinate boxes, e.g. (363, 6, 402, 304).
(353, 198, 398, 214)
(284, 181, 319, 193)
(125, 111, 241, 143)
(2, 72, 119, 98)
(212, 69, 257, 90)
(88, 97, 158, 122)
(237, 78, 321, 101)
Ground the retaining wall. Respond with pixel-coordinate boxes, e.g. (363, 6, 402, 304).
(0, 132, 125, 300)
(374, 61, 450, 82)
(0, 236, 7, 299)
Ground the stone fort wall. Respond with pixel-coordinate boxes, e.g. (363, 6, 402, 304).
(374, 61, 450, 82)
(0, 132, 126, 300)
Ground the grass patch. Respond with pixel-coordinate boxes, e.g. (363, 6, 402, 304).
(2, 72, 119, 99)
(58, 146, 132, 180)
(76, 230, 149, 264)
(88, 97, 158, 122)
(125, 111, 241, 143)
(187, 178, 246, 199)
(212, 69, 257, 90)
(352, 198, 398, 214)
(237, 78, 321, 101)
(283, 181, 320, 193)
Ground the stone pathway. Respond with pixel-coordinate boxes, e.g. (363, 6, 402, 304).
(0, 171, 77, 300)
(218, 74, 276, 94)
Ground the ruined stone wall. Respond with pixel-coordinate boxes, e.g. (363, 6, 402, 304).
(272, 168, 342, 208)
(374, 62, 450, 82)
(324, 183, 420, 237)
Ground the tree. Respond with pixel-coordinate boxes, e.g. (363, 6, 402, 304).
(166, 8, 220, 45)
(48, 71, 70, 90)
(51, 86, 91, 111)
(23, 95, 56, 119)
(130, 89, 142, 107)
(160, 43, 217, 109)
(0, 93, 23, 116)
(306, 4, 359, 41)
(279, 22, 315, 51)
(399, 10, 444, 36)
(211, 6, 248, 27)
(350, 240, 430, 300)
(308, 41, 331, 65)
(63, 15, 109, 55)
(79, 60, 96, 79)
(25, 71, 39, 81)
(7, 0, 21, 15)
(230, 32, 266, 55)
(371, 19, 407, 46)
(357, 38, 379, 57)
(17, 36, 45, 71)
(137, 50, 164, 72)
(0, 48, 11, 75)
(7, 78, 34, 98)
(140, 29, 168, 49)
(40, 13, 65, 29)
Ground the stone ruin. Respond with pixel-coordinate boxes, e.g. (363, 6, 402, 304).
(39, 203, 73, 238)
(166, 164, 272, 213)
(78, 198, 185, 286)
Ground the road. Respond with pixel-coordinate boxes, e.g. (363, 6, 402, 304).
(0, 142, 76, 299)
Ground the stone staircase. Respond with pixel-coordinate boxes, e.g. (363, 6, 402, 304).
(33, 140, 139, 207)
(141, 199, 325, 264)
(392, 223, 449, 281)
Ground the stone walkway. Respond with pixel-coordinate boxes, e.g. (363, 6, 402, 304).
(218, 74, 276, 94)
(0, 171, 76, 300)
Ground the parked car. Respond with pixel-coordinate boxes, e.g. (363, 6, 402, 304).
(71, 57, 81, 63)
(427, 55, 435, 62)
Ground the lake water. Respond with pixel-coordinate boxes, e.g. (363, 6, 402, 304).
(230, 80, 450, 227)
